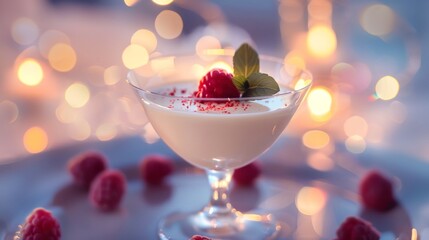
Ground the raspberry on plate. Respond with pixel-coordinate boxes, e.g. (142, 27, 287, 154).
(18, 208, 61, 240)
(189, 235, 212, 240)
(68, 151, 108, 189)
(335, 216, 380, 240)
(90, 170, 126, 211)
(194, 68, 240, 98)
(359, 170, 397, 212)
(232, 162, 261, 186)
(140, 154, 174, 185)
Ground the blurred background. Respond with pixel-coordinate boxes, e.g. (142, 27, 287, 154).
(0, 0, 427, 165)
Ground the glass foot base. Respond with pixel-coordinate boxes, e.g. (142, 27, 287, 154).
(158, 211, 282, 240)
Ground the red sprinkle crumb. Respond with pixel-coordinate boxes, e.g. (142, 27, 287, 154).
(168, 88, 176, 96)
(163, 84, 252, 114)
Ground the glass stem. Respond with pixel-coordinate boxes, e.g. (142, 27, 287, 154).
(203, 169, 236, 219)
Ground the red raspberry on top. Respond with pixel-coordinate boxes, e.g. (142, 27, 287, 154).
(359, 170, 397, 212)
(140, 154, 174, 185)
(18, 208, 61, 240)
(189, 235, 212, 240)
(90, 170, 126, 211)
(335, 216, 380, 240)
(232, 162, 261, 186)
(68, 151, 108, 189)
(195, 68, 240, 99)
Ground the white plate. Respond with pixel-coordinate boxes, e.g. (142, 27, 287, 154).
(0, 136, 428, 240)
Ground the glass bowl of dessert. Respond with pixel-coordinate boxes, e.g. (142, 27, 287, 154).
(127, 44, 312, 239)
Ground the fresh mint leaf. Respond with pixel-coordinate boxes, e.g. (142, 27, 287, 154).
(242, 72, 280, 97)
(231, 43, 280, 97)
(233, 43, 259, 78)
(232, 75, 247, 93)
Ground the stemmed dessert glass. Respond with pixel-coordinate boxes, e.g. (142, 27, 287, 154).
(127, 51, 312, 239)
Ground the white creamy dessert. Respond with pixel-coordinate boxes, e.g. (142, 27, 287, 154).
(141, 82, 298, 170)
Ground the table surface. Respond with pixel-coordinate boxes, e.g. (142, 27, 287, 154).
(0, 136, 428, 239)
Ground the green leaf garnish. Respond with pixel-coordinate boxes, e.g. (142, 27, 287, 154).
(232, 75, 247, 92)
(232, 43, 280, 97)
(242, 73, 280, 97)
(233, 43, 260, 78)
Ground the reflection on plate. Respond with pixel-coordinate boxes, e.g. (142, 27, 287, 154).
(0, 136, 428, 239)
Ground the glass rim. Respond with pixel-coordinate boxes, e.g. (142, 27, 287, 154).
(126, 53, 313, 101)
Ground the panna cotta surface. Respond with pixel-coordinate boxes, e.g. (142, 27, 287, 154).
(142, 82, 298, 170)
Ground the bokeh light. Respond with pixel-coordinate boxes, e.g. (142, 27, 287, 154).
(55, 103, 77, 124)
(375, 75, 400, 100)
(294, 78, 309, 90)
(307, 87, 332, 118)
(307, 152, 334, 171)
(155, 10, 183, 39)
(331, 62, 353, 74)
(68, 119, 91, 141)
(307, 25, 336, 58)
(331, 62, 354, 84)
(302, 130, 330, 150)
(38, 30, 70, 58)
(150, 56, 175, 74)
(131, 29, 157, 53)
(48, 43, 77, 72)
(96, 123, 117, 141)
(259, 191, 294, 211)
(17, 58, 44, 86)
(345, 135, 366, 154)
(65, 83, 90, 108)
(278, 0, 304, 23)
(152, 0, 173, 6)
(209, 61, 233, 74)
(360, 4, 395, 37)
(344, 115, 368, 137)
(124, 0, 139, 7)
(142, 123, 160, 144)
(104, 66, 122, 85)
(331, 62, 372, 93)
(308, 0, 332, 22)
(284, 51, 306, 75)
(196, 36, 221, 58)
(296, 187, 327, 215)
(0, 100, 19, 123)
(11, 18, 39, 45)
(122, 44, 149, 69)
(23, 127, 48, 153)
(366, 124, 384, 145)
(412, 228, 419, 240)
(204, 48, 235, 56)
(134, 64, 155, 78)
(191, 64, 206, 80)
(118, 97, 134, 113)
